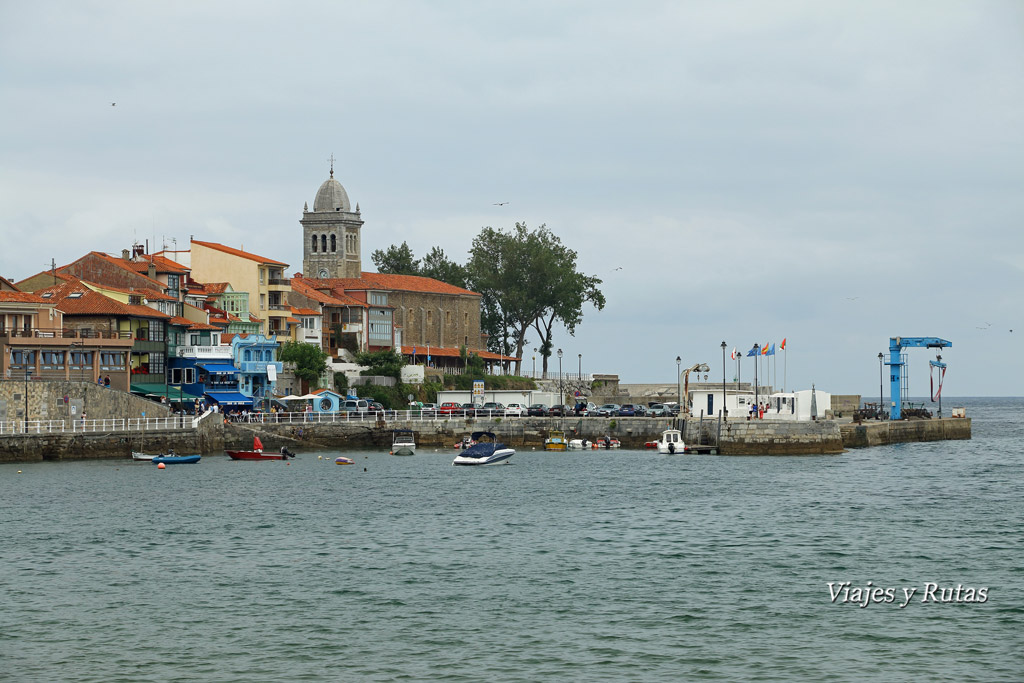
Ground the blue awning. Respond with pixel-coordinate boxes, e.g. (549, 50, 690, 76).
(198, 363, 239, 373)
(205, 391, 253, 406)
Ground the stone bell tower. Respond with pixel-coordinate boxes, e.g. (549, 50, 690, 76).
(301, 157, 364, 279)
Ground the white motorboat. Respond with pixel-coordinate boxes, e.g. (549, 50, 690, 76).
(131, 451, 157, 461)
(390, 429, 416, 456)
(656, 429, 686, 454)
(567, 438, 591, 449)
(452, 431, 514, 466)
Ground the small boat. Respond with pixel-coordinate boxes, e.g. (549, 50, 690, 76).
(452, 431, 515, 466)
(594, 436, 620, 449)
(132, 451, 157, 461)
(544, 430, 568, 451)
(226, 437, 295, 460)
(644, 441, 659, 449)
(151, 452, 201, 464)
(335, 457, 355, 465)
(390, 429, 416, 456)
(567, 438, 591, 450)
(656, 429, 685, 454)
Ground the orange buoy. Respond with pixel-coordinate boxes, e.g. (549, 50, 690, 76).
(157, 462, 166, 469)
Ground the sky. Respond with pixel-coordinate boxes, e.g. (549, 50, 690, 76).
(2, 1, 1022, 397)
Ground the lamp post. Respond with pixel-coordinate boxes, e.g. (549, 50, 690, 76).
(676, 356, 681, 415)
(753, 344, 760, 413)
(532, 351, 536, 378)
(578, 353, 582, 379)
(557, 348, 563, 407)
(878, 352, 884, 420)
(721, 341, 727, 419)
(935, 353, 942, 419)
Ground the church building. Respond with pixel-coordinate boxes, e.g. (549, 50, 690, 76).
(297, 163, 514, 372)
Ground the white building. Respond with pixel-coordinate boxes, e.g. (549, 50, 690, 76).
(764, 388, 832, 420)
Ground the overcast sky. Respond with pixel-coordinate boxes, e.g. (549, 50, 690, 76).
(2, 1, 1022, 396)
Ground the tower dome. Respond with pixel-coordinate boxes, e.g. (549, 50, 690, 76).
(313, 172, 351, 212)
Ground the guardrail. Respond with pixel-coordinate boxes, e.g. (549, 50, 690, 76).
(0, 414, 201, 435)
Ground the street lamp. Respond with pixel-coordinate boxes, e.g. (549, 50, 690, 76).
(557, 348, 563, 407)
(24, 369, 31, 433)
(935, 353, 942, 419)
(721, 341, 727, 419)
(676, 356, 681, 415)
(532, 351, 536, 378)
(878, 352, 884, 420)
(753, 344, 760, 414)
(578, 353, 582, 379)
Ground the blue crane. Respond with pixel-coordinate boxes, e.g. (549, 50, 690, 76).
(886, 337, 951, 420)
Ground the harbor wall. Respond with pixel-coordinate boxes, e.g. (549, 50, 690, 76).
(840, 418, 972, 448)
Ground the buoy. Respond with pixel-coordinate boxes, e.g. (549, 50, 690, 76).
(157, 462, 166, 469)
(318, 455, 322, 460)
(17, 470, 22, 474)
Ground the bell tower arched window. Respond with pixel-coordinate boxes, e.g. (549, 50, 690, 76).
(321, 235, 327, 252)
(311, 235, 317, 253)
(330, 234, 337, 252)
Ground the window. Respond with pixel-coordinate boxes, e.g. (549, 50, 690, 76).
(149, 320, 165, 342)
(71, 351, 93, 367)
(42, 351, 65, 368)
(330, 234, 336, 252)
(259, 269, 265, 285)
(445, 311, 451, 325)
(149, 352, 165, 375)
(311, 235, 318, 253)
(100, 352, 126, 368)
(427, 310, 433, 325)
(166, 274, 180, 297)
(260, 294, 266, 309)
(245, 349, 252, 361)
(189, 333, 201, 345)
(321, 235, 327, 252)
(370, 292, 387, 306)
(11, 350, 34, 366)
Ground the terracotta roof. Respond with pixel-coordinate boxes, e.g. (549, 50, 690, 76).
(168, 316, 196, 327)
(290, 306, 321, 316)
(285, 316, 300, 324)
(187, 321, 222, 331)
(80, 280, 175, 302)
(0, 275, 20, 291)
(318, 272, 479, 297)
(15, 270, 77, 290)
(202, 282, 231, 295)
(38, 280, 170, 319)
(0, 291, 48, 304)
(191, 239, 288, 266)
(77, 252, 167, 289)
(120, 253, 190, 275)
(291, 276, 367, 307)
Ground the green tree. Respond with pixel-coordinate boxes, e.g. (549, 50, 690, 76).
(421, 246, 468, 289)
(467, 223, 604, 375)
(279, 341, 329, 388)
(371, 241, 419, 275)
(354, 348, 406, 379)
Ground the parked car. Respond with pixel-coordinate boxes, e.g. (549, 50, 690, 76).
(369, 401, 385, 414)
(527, 403, 549, 417)
(548, 404, 574, 417)
(632, 404, 647, 417)
(420, 402, 438, 416)
(618, 404, 637, 417)
(648, 403, 671, 417)
(662, 402, 681, 416)
(480, 402, 505, 414)
(341, 399, 369, 413)
(461, 402, 478, 415)
(439, 401, 463, 415)
(595, 403, 621, 417)
(504, 403, 526, 417)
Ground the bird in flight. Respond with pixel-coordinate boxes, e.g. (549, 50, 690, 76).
(111, 102, 116, 106)
(845, 296, 859, 301)
(493, 202, 508, 206)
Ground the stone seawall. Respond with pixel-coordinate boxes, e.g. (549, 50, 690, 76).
(0, 415, 971, 463)
(840, 418, 972, 448)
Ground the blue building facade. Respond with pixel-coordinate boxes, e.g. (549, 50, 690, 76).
(231, 333, 283, 411)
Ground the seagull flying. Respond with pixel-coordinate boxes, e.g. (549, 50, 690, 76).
(493, 201, 509, 206)
(111, 102, 116, 106)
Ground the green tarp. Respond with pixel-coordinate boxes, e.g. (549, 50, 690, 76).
(130, 383, 203, 400)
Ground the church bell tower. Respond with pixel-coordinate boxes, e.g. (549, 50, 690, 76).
(301, 158, 364, 279)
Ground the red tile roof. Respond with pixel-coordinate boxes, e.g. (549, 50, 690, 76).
(77, 252, 168, 289)
(0, 291, 48, 304)
(191, 240, 289, 266)
(289, 306, 321, 316)
(315, 272, 479, 297)
(202, 282, 231, 295)
(399, 345, 518, 361)
(38, 280, 171, 319)
(120, 253, 190, 275)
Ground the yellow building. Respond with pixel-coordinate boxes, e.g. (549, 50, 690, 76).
(188, 240, 292, 336)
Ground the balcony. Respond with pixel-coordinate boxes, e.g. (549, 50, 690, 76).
(266, 278, 291, 292)
(177, 346, 233, 358)
(240, 361, 283, 375)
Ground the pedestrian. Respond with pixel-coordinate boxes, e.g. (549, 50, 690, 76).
(103, 376, 110, 388)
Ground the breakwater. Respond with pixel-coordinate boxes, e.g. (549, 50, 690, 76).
(0, 414, 971, 462)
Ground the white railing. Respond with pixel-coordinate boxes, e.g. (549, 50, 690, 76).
(227, 408, 531, 424)
(0, 415, 199, 435)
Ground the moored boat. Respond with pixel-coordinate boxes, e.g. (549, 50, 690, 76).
(452, 431, 514, 466)
(544, 430, 568, 451)
(567, 438, 591, 450)
(226, 437, 295, 460)
(335, 456, 355, 465)
(151, 453, 201, 464)
(390, 429, 416, 456)
(656, 429, 685, 454)
(132, 451, 157, 461)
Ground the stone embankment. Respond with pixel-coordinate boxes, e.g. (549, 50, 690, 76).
(0, 413, 972, 463)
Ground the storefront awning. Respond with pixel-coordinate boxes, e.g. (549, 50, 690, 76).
(198, 363, 239, 373)
(130, 383, 203, 400)
(205, 391, 254, 406)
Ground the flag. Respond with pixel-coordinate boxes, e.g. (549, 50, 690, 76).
(766, 343, 775, 356)
(780, 338, 786, 351)
(747, 345, 759, 357)
(730, 347, 737, 360)
(761, 342, 769, 356)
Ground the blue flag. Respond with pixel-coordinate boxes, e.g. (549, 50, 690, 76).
(766, 344, 776, 356)
(746, 345, 759, 357)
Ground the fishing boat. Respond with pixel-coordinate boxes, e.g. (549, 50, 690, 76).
(544, 430, 568, 451)
(151, 452, 201, 465)
(452, 431, 514, 466)
(390, 429, 416, 456)
(335, 456, 355, 465)
(226, 436, 295, 460)
(656, 429, 685, 454)
(595, 436, 621, 449)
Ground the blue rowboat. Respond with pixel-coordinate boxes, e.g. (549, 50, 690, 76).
(151, 454, 201, 465)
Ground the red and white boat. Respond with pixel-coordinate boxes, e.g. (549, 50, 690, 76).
(226, 437, 296, 460)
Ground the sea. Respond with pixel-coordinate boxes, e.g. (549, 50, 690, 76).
(1, 397, 1021, 682)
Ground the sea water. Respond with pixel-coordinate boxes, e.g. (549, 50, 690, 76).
(1, 397, 1021, 681)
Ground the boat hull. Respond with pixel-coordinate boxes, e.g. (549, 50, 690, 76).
(452, 448, 515, 466)
(335, 457, 355, 465)
(151, 455, 201, 464)
(391, 447, 415, 456)
(226, 450, 285, 460)
(131, 452, 157, 461)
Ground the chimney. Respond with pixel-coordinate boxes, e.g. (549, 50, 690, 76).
(122, 249, 130, 260)
(148, 263, 157, 280)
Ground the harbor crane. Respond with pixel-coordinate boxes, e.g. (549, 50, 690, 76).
(886, 337, 951, 420)
(682, 362, 710, 415)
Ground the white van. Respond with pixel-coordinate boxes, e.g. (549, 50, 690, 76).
(342, 399, 369, 413)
